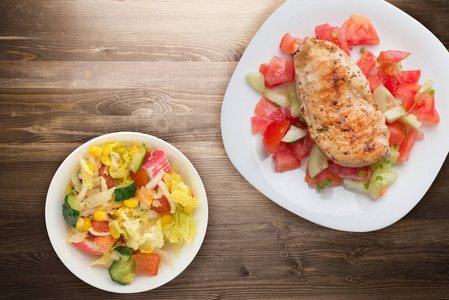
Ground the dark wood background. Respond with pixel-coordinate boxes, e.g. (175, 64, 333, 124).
(1, 0, 448, 299)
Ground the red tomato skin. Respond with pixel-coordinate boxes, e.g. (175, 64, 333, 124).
(356, 50, 376, 75)
(251, 116, 271, 135)
(409, 94, 440, 124)
(98, 164, 117, 189)
(315, 23, 351, 56)
(150, 195, 171, 214)
(366, 72, 384, 92)
(386, 121, 406, 146)
(133, 253, 161, 276)
(286, 138, 311, 161)
(401, 70, 421, 84)
(263, 120, 290, 154)
(398, 129, 424, 162)
(273, 150, 301, 173)
(328, 162, 370, 180)
(305, 167, 342, 187)
(281, 107, 301, 125)
(395, 83, 421, 111)
(341, 15, 380, 45)
(378, 50, 411, 64)
(259, 63, 268, 76)
(92, 220, 110, 232)
(130, 167, 150, 188)
(264, 56, 295, 87)
(254, 97, 285, 121)
(94, 235, 116, 253)
(280, 33, 304, 54)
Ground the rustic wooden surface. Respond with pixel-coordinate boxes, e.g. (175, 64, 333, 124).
(1, 0, 448, 299)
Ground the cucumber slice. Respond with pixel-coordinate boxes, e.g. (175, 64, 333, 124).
(399, 113, 422, 129)
(308, 145, 329, 178)
(287, 82, 302, 118)
(281, 126, 307, 143)
(114, 180, 137, 202)
(109, 257, 136, 285)
(63, 194, 81, 228)
(372, 85, 398, 112)
(368, 163, 398, 199)
(384, 105, 406, 123)
(114, 246, 134, 262)
(264, 85, 289, 107)
(414, 80, 434, 103)
(247, 71, 266, 94)
(129, 143, 147, 173)
(343, 179, 369, 195)
(389, 146, 400, 165)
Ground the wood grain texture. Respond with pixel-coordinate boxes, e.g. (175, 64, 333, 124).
(1, 0, 448, 299)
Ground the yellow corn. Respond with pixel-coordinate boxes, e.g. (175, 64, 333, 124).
(124, 198, 139, 208)
(161, 214, 172, 224)
(113, 206, 125, 219)
(94, 210, 108, 221)
(82, 217, 91, 232)
(76, 218, 84, 231)
(89, 145, 103, 157)
(87, 162, 95, 172)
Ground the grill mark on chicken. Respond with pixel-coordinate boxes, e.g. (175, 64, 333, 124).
(293, 38, 390, 167)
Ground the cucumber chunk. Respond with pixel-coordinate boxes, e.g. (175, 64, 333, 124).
(114, 246, 134, 262)
(384, 105, 406, 123)
(114, 180, 137, 202)
(368, 163, 398, 199)
(63, 194, 81, 228)
(109, 257, 136, 285)
(308, 145, 329, 178)
(281, 126, 307, 143)
(264, 85, 289, 107)
(129, 143, 147, 173)
(247, 71, 266, 94)
(399, 113, 422, 130)
(372, 85, 398, 112)
(414, 80, 433, 103)
(343, 179, 369, 195)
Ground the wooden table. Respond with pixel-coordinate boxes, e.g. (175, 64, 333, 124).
(1, 0, 448, 298)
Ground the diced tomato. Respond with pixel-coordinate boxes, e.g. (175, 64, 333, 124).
(86, 232, 96, 241)
(280, 33, 304, 54)
(341, 15, 380, 45)
(398, 129, 424, 162)
(91, 220, 110, 232)
(356, 50, 377, 76)
(98, 164, 116, 189)
(142, 150, 171, 178)
(286, 138, 311, 161)
(378, 50, 411, 64)
(386, 121, 406, 146)
(409, 94, 440, 124)
(305, 167, 342, 188)
(395, 82, 421, 111)
(133, 253, 161, 276)
(384, 74, 405, 96)
(366, 71, 384, 92)
(130, 167, 149, 188)
(315, 23, 351, 56)
(264, 56, 295, 87)
(376, 66, 403, 95)
(281, 106, 301, 125)
(328, 162, 370, 180)
(254, 96, 285, 121)
(251, 116, 271, 135)
(151, 195, 171, 214)
(262, 120, 290, 154)
(273, 149, 301, 173)
(94, 235, 116, 253)
(401, 70, 421, 84)
(259, 63, 268, 76)
(276, 142, 288, 152)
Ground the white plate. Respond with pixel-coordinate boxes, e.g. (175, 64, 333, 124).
(46, 132, 208, 293)
(221, 0, 449, 232)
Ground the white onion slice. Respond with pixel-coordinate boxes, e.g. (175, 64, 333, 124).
(145, 170, 165, 190)
(89, 227, 111, 236)
(158, 181, 176, 213)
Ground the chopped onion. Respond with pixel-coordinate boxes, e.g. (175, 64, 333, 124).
(100, 176, 108, 192)
(71, 168, 82, 193)
(158, 181, 175, 213)
(146, 170, 165, 190)
(86, 188, 100, 197)
(153, 248, 175, 271)
(153, 187, 163, 199)
(79, 153, 93, 175)
(75, 184, 88, 202)
(84, 187, 116, 209)
(89, 227, 111, 236)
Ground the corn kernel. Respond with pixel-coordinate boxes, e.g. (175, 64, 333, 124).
(124, 198, 139, 208)
(87, 162, 95, 172)
(82, 217, 91, 232)
(89, 145, 103, 157)
(76, 218, 84, 230)
(94, 210, 109, 221)
(161, 214, 172, 224)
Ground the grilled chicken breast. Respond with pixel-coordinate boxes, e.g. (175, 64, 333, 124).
(294, 38, 389, 167)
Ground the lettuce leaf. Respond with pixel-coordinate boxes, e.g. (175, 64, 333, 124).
(157, 206, 197, 245)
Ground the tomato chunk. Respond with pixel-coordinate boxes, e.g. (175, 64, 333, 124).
(251, 116, 271, 135)
(94, 235, 116, 253)
(264, 56, 295, 87)
(341, 15, 380, 45)
(378, 50, 411, 64)
(130, 167, 149, 188)
(263, 120, 290, 154)
(315, 24, 351, 56)
(92, 220, 109, 232)
(366, 71, 383, 92)
(386, 121, 406, 146)
(151, 195, 171, 214)
(273, 149, 301, 172)
(254, 96, 285, 121)
(395, 82, 421, 111)
(280, 33, 304, 54)
(401, 70, 421, 84)
(259, 63, 268, 76)
(286, 138, 311, 161)
(357, 50, 376, 76)
(398, 129, 424, 162)
(328, 162, 370, 180)
(409, 94, 440, 124)
(305, 167, 342, 188)
(133, 253, 161, 276)
(98, 164, 116, 189)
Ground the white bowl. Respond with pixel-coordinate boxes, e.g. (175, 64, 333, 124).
(45, 132, 208, 293)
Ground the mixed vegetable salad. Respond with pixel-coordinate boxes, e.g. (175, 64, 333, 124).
(63, 141, 198, 285)
(248, 14, 440, 199)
